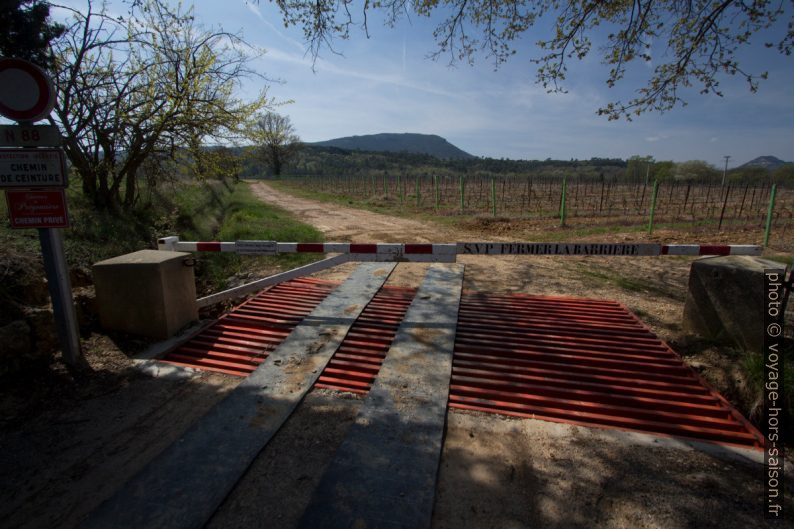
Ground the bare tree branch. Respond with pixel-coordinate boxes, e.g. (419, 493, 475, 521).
(49, 0, 271, 209)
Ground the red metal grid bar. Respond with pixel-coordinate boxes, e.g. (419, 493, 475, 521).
(314, 285, 416, 393)
(316, 288, 762, 449)
(158, 278, 337, 377)
(448, 292, 764, 450)
(159, 279, 763, 450)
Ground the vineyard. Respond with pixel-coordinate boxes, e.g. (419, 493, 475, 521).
(275, 174, 794, 241)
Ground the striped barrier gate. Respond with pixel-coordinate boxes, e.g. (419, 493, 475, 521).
(159, 236, 761, 260)
(156, 236, 762, 307)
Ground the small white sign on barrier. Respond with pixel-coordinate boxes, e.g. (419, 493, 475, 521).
(236, 240, 277, 254)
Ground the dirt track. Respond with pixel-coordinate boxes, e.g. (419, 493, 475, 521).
(249, 181, 693, 343)
(1, 181, 791, 529)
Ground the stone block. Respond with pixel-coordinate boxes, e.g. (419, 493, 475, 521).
(93, 250, 198, 340)
(682, 255, 786, 352)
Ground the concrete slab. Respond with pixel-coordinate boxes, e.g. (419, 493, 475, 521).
(297, 263, 464, 529)
(93, 250, 198, 339)
(78, 262, 396, 529)
(683, 255, 787, 352)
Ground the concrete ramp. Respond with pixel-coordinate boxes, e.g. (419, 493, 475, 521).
(297, 263, 464, 529)
(79, 263, 396, 529)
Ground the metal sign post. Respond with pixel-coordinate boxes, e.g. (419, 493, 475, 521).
(38, 228, 83, 365)
(0, 57, 85, 369)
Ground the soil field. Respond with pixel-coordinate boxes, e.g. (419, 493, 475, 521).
(1, 180, 793, 529)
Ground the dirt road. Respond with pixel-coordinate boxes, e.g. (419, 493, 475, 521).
(249, 181, 692, 343)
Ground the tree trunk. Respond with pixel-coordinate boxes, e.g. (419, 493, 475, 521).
(82, 170, 96, 197)
(270, 144, 282, 176)
(123, 171, 136, 210)
(87, 168, 120, 210)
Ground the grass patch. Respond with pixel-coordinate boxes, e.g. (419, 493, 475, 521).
(1, 177, 176, 268)
(574, 264, 679, 299)
(196, 182, 324, 290)
(741, 344, 794, 438)
(0, 178, 323, 295)
(764, 254, 794, 266)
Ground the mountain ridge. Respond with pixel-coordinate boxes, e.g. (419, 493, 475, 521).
(311, 132, 474, 160)
(738, 155, 790, 170)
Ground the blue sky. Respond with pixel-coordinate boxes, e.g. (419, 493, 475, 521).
(58, 1, 794, 167)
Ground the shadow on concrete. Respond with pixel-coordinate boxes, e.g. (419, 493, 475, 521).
(0, 360, 238, 529)
(3, 365, 791, 529)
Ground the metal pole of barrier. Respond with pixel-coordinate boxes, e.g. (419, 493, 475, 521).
(648, 179, 660, 235)
(491, 177, 496, 217)
(560, 176, 567, 227)
(196, 254, 351, 308)
(764, 183, 777, 247)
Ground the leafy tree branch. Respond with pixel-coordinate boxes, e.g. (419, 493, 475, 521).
(264, 0, 792, 119)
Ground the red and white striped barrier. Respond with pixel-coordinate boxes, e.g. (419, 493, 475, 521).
(157, 235, 763, 307)
(158, 236, 762, 261)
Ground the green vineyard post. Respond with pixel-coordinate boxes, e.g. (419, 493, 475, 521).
(560, 176, 567, 227)
(718, 186, 731, 231)
(397, 174, 403, 206)
(491, 177, 496, 217)
(764, 183, 777, 247)
(416, 175, 421, 207)
(434, 175, 440, 210)
(648, 179, 660, 235)
(459, 175, 465, 213)
(383, 173, 387, 196)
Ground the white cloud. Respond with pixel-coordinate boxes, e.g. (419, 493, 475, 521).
(246, 2, 306, 53)
(260, 47, 463, 98)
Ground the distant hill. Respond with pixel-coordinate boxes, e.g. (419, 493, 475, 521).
(738, 156, 790, 171)
(311, 133, 475, 160)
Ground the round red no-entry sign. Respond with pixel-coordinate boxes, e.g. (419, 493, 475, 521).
(0, 58, 56, 122)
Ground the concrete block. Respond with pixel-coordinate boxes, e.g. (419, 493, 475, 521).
(682, 255, 786, 352)
(93, 250, 198, 340)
